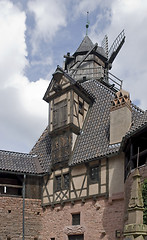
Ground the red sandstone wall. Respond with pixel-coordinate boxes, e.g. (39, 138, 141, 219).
(41, 197, 124, 240)
(0, 196, 42, 240)
(0, 196, 125, 240)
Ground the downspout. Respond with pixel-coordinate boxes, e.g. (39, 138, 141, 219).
(23, 174, 26, 240)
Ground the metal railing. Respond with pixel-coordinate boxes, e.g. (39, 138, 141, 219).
(69, 66, 123, 90)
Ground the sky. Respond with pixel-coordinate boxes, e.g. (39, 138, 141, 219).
(0, 0, 147, 153)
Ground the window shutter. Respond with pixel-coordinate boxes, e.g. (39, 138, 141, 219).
(53, 100, 67, 129)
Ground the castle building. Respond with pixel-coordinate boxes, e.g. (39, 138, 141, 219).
(0, 31, 147, 240)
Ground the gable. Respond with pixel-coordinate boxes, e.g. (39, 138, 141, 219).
(43, 67, 76, 103)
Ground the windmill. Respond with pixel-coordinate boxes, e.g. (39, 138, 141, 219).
(102, 29, 125, 70)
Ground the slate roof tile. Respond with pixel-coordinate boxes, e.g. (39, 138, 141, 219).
(0, 150, 43, 174)
(1, 78, 146, 174)
(30, 127, 52, 173)
(74, 35, 107, 59)
(69, 79, 145, 165)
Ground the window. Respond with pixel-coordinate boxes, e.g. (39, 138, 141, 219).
(90, 166, 99, 182)
(72, 213, 80, 225)
(68, 234, 84, 240)
(55, 173, 69, 191)
(53, 100, 67, 129)
(64, 174, 69, 189)
(51, 238, 55, 240)
(0, 174, 22, 196)
(56, 175, 61, 191)
(78, 101, 84, 115)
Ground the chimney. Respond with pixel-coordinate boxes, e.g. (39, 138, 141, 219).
(110, 89, 132, 144)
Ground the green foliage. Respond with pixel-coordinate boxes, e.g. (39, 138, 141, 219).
(142, 179, 147, 225)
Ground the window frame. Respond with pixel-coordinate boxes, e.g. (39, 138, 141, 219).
(55, 172, 70, 192)
(72, 213, 80, 225)
(89, 165, 99, 183)
(78, 100, 84, 116)
(53, 99, 67, 130)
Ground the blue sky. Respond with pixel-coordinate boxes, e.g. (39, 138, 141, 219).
(0, 0, 147, 153)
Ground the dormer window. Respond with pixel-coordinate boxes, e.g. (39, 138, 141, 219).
(53, 100, 67, 129)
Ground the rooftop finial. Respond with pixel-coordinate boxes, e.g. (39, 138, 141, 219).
(86, 11, 89, 36)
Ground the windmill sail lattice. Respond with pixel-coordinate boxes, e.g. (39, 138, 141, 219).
(108, 30, 125, 64)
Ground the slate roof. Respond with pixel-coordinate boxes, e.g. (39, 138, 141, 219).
(122, 110, 147, 144)
(30, 127, 52, 173)
(69, 80, 145, 165)
(0, 75, 146, 174)
(74, 35, 107, 59)
(0, 150, 43, 174)
(30, 78, 146, 169)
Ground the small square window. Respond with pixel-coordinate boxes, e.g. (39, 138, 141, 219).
(51, 238, 55, 240)
(72, 213, 80, 225)
(90, 166, 99, 182)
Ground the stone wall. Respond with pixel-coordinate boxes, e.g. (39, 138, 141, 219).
(0, 195, 124, 240)
(41, 197, 124, 240)
(0, 196, 42, 240)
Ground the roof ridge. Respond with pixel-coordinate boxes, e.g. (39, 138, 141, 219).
(0, 149, 31, 156)
(131, 103, 144, 113)
(30, 126, 49, 154)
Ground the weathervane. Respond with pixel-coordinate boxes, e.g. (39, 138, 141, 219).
(86, 11, 90, 35)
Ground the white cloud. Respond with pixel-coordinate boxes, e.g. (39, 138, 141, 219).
(72, 0, 108, 17)
(89, 0, 147, 110)
(27, 0, 67, 53)
(0, 0, 49, 152)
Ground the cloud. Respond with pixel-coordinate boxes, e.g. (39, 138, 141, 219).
(72, 0, 103, 16)
(27, 0, 67, 53)
(0, 0, 49, 152)
(89, 0, 147, 110)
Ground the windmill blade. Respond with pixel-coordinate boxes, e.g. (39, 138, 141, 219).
(101, 35, 108, 59)
(108, 30, 125, 64)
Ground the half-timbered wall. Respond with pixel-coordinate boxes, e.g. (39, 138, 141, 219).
(42, 158, 108, 206)
(49, 90, 89, 134)
(51, 132, 72, 165)
(72, 91, 89, 130)
(49, 92, 71, 132)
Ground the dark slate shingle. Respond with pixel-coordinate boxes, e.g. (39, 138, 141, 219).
(30, 80, 146, 170)
(0, 150, 43, 174)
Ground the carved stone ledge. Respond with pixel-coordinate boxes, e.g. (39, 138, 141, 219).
(63, 225, 86, 235)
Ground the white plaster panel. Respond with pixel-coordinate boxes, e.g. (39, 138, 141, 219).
(89, 183, 99, 195)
